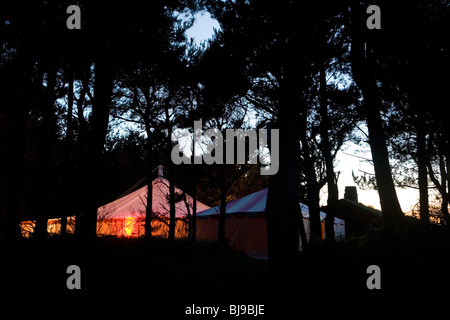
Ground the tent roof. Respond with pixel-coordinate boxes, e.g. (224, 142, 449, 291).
(197, 188, 344, 224)
(198, 188, 269, 217)
(97, 177, 210, 220)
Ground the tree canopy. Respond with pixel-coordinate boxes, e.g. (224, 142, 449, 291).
(0, 0, 449, 276)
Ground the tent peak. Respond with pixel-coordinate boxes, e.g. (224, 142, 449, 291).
(158, 165, 164, 178)
(151, 164, 165, 179)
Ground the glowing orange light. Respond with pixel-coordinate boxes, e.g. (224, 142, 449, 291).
(123, 217, 136, 237)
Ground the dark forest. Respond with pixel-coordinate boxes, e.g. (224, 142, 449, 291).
(1, 0, 449, 315)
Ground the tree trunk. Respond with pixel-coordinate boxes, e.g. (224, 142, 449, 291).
(350, 1, 403, 221)
(363, 83, 404, 220)
(265, 75, 301, 274)
(78, 57, 114, 243)
(416, 119, 429, 224)
(60, 68, 74, 237)
(2, 52, 33, 240)
(439, 151, 449, 220)
(442, 132, 450, 219)
(368, 86, 403, 220)
(191, 164, 197, 241)
(426, 142, 450, 222)
(74, 69, 90, 238)
(34, 66, 57, 240)
(299, 121, 322, 242)
(166, 121, 176, 241)
(163, 105, 177, 241)
(144, 128, 153, 238)
(218, 165, 227, 244)
(320, 66, 339, 242)
(265, 125, 301, 272)
(168, 166, 176, 241)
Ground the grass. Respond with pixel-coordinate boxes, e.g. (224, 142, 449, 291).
(3, 220, 450, 312)
(1, 236, 268, 301)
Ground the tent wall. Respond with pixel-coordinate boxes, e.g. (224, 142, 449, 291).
(331, 220, 346, 239)
(197, 213, 345, 258)
(96, 217, 190, 238)
(196, 215, 323, 258)
(19, 217, 76, 238)
(20, 216, 191, 239)
(197, 216, 268, 259)
(196, 188, 345, 258)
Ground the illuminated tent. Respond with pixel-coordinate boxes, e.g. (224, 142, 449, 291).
(196, 188, 345, 258)
(97, 176, 210, 238)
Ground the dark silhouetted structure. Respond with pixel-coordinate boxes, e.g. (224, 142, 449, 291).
(323, 186, 382, 236)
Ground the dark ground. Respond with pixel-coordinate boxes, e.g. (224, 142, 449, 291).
(2, 221, 450, 316)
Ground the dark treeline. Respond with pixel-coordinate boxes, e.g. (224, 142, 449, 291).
(0, 0, 449, 272)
